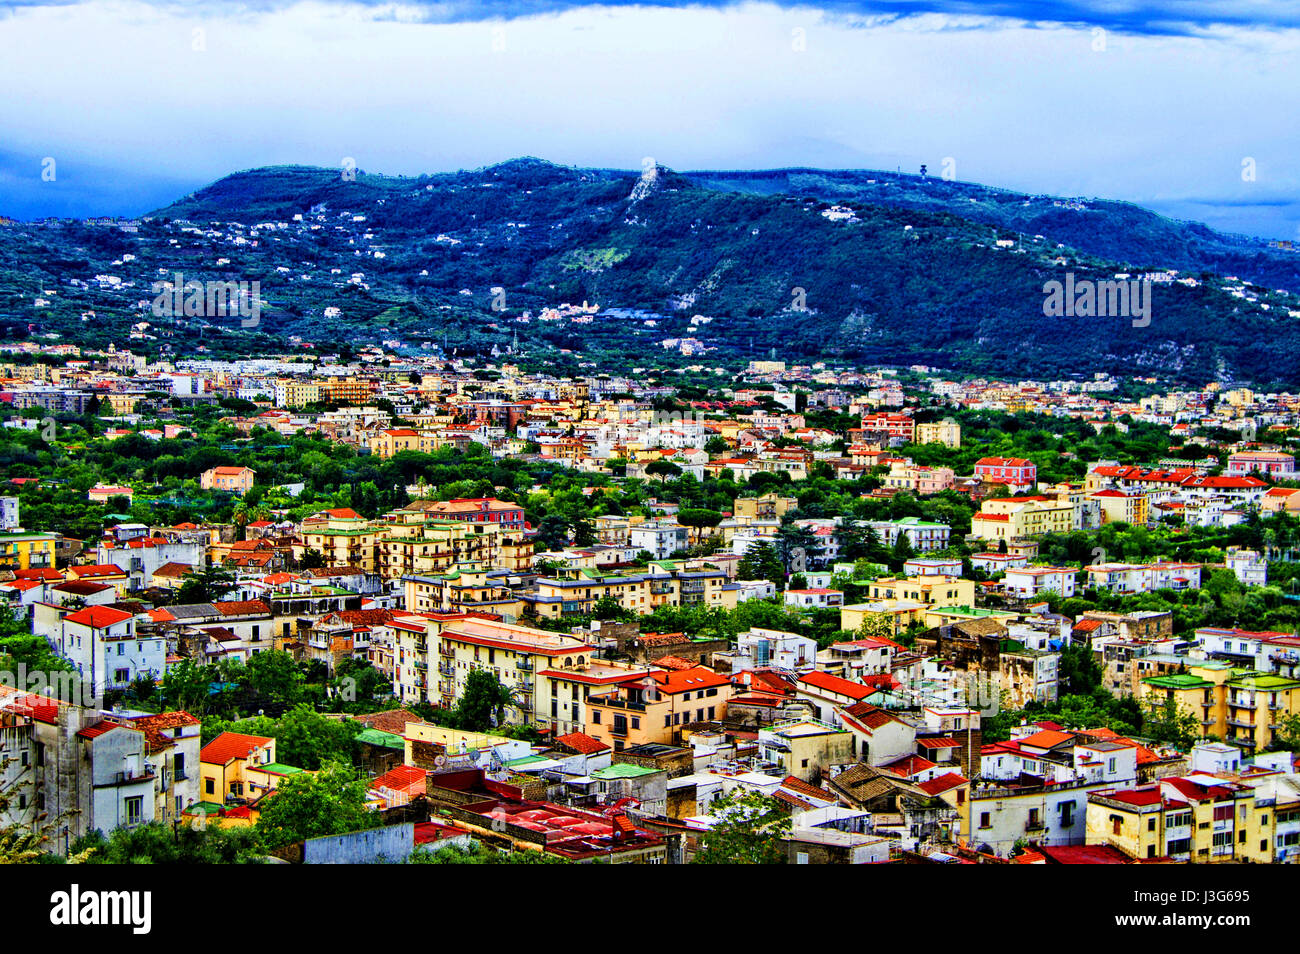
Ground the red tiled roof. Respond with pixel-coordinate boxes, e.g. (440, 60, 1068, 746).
(798, 670, 875, 701)
(200, 731, 273, 766)
(554, 732, 611, 755)
(918, 772, 969, 795)
(213, 599, 271, 617)
(651, 666, 730, 694)
(63, 605, 134, 629)
(371, 765, 427, 795)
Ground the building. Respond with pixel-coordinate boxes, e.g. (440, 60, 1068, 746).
(757, 720, 856, 781)
(864, 517, 950, 552)
(973, 457, 1037, 492)
(200, 466, 256, 493)
(915, 418, 961, 448)
(1227, 451, 1295, 479)
(58, 606, 165, 696)
(585, 665, 733, 751)
(1225, 547, 1268, 586)
(199, 732, 300, 807)
(1086, 775, 1266, 862)
(971, 495, 1074, 543)
(1002, 566, 1077, 600)
(629, 521, 689, 560)
(0, 530, 57, 571)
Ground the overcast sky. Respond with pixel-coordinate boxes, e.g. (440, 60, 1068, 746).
(1, 0, 1296, 238)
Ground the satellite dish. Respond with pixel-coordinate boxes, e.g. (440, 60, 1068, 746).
(466, 748, 480, 761)
(434, 754, 446, 767)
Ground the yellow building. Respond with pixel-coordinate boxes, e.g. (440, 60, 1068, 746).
(378, 517, 531, 577)
(274, 379, 322, 409)
(864, 575, 975, 609)
(1091, 489, 1150, 526)
(971, 494, 1076, 542)
(585, 665, 733, 752)
(403, 566, 524, 619)
(1222, 673, 1300, 751)
(524, 565, 738, 620)
(733, 493, 799, 523)
(298, 508, 380, 571)
(198, 732, 305, 806)
(1139, 670, 1232, 741)
(1086, 775, 1268, 862)
(0, 530, 57, 570)
(915, 418, 961, 449)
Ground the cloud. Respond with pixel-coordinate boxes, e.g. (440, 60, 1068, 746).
(5, 0, 1300, 35)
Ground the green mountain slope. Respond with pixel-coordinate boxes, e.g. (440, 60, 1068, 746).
(2, 159, 1297, 387)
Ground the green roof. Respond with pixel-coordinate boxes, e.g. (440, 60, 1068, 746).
(592, 763, 661, 779)
(1226, 673, 1300, 690)
(254, 762, 304, 776)
(1144, 674, 1213, 690)
(355, 728, 406, 749)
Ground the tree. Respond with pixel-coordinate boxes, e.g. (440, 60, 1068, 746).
(408, 843, 567, 864)
(254, 762, 378, 849)
(243, 650, 304, 706)
(1141, 696, 1200, 750)
(269, 704, 360, 770)
(77, 822, 264, 864)
(737, 541, 785, 590)
(677, 508, 724, 544)
(692, 791, 791, 864)
(855, 613, 897, 642)
(175, 564, 236, 604)
(1268, 713, 1300, 752)
(455, 669, 514, 731)
(645, 460, 682, 482)
(160, 658, 213, 714)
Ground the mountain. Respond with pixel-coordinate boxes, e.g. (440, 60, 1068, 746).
(2, 158, 1298, 387)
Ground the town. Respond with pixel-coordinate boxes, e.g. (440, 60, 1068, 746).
(3, 339, 1299, 865)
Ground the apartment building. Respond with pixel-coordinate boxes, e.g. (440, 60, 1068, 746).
(524, 565, 737, 620)
(1084, 561, 1202, 594)
(971, 495, 1075, 543)
(585, 665, 733, 751)
(1002, 566, 1078, 600)
(973, 456, 1037, 491)
(59, 606, 166, 696)
(864, 517, 950, 552)
(1086, 774, 1268, 862)
(393, 612, 595, 725)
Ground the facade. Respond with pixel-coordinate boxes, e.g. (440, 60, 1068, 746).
(59, 606, 166, 696)
(199, 466, 257, 493)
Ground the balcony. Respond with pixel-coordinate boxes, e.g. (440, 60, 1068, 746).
(438, 663, 455, 677)
(96, 768, 156, 787)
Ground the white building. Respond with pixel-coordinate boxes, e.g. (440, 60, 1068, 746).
(58, 606, 166, 696)
(1003, 566, 1077, 600)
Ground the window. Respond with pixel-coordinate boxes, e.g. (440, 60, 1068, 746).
(591, 711, 601, 724)
(124, 796, 143, 826)
(979, 812, 991, 829)
(205, 778, 214, 795)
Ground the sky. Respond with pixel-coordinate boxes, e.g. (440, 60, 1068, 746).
(0, 0, 1297, 239)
